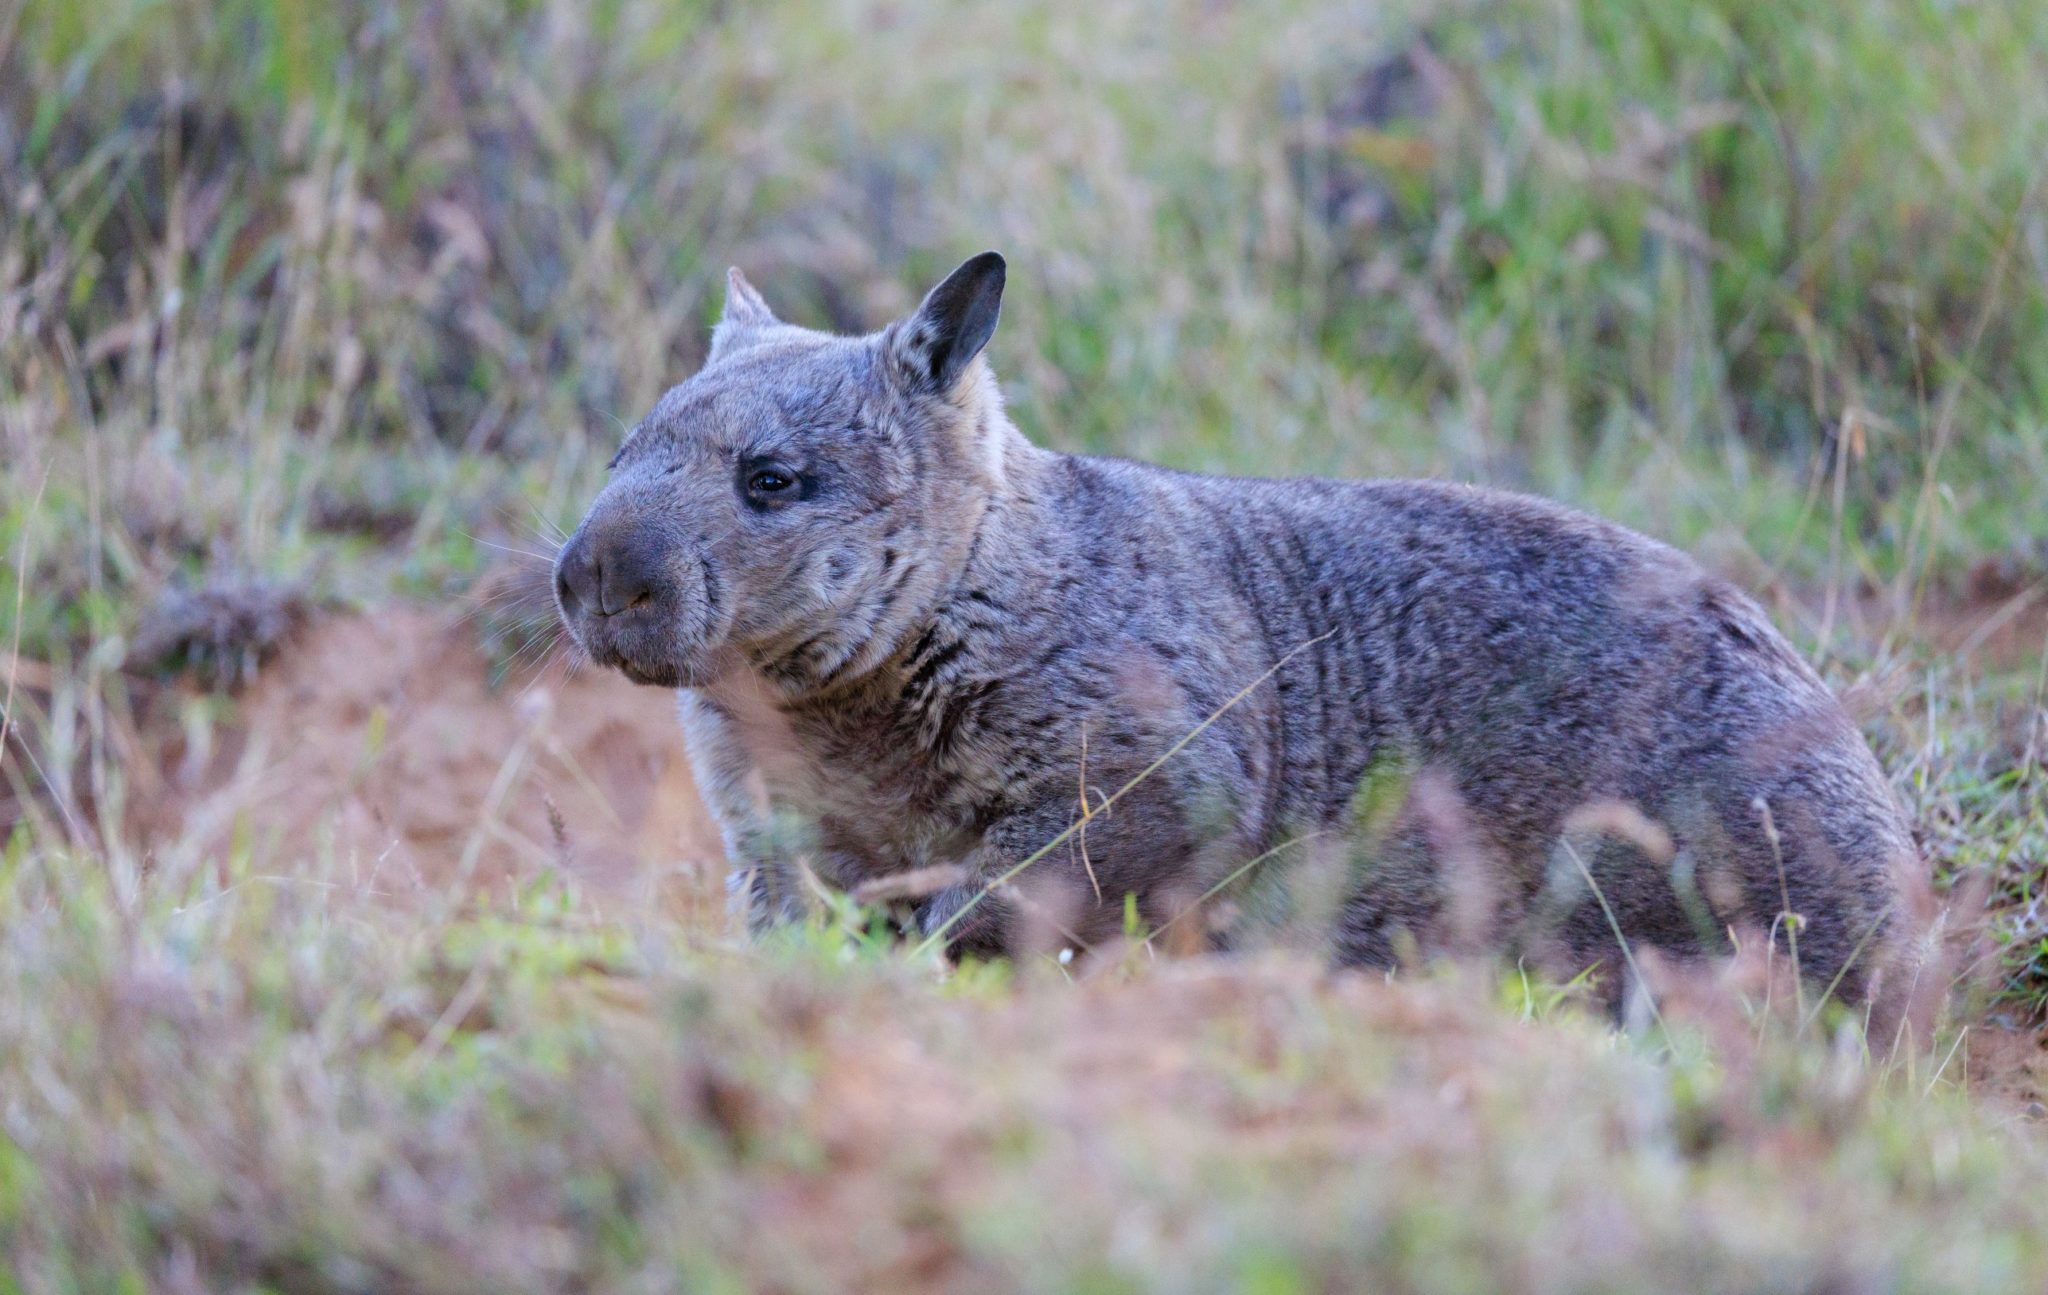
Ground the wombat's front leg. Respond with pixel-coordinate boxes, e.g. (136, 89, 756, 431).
(723, 852, 807, 930)
(915, 795, 1192, 960)
(677, 692, 806, 932)
(914, 854, 1017, 962)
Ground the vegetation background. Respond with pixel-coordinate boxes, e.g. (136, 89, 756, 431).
(2, 0, 2047, 1289)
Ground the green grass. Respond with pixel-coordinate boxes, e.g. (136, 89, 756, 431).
(4, 0, 2048, 1288)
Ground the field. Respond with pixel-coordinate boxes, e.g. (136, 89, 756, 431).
(4, 0, 2048, 1289)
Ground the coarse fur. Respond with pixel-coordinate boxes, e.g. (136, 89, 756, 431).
(555, 253, 1921, 1006)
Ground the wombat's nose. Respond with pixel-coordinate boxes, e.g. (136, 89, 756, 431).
(554, 528, 658, 620)
(554, 532, 598, 620)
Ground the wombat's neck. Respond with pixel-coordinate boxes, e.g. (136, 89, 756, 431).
(882, 440, 1051, 661)
(767, 419, 1056, 718)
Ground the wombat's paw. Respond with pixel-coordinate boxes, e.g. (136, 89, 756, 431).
(915, 882, 1012, 963)
(727, 862, 808, 933)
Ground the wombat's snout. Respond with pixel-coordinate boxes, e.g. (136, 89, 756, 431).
(554, 525, 661, 623)
(553, 507, 708, 689)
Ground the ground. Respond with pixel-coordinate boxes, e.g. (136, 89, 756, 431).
(146, 605, 721, 907)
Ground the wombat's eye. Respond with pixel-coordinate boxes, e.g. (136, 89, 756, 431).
(742, 463, 802, 505)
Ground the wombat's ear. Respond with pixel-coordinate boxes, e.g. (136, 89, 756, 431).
(889, 251, 1005, 396)
(709, 267, 778, 360)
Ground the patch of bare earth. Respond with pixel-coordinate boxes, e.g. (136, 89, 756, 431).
(141, 606, 726, 915)
(1967, 1026, 2048, 1114)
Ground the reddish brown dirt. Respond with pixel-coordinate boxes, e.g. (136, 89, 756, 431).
(1749, 580, 2047, 683)
(1889, 583, 2046, 675)
(145, 607, 727, 914)
(1967, 1026, 2048, 1113)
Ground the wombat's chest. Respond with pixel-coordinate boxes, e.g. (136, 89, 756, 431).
(751, 707, 1001, 875)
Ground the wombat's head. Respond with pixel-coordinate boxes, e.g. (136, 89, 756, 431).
(555, 252, 1014, 693)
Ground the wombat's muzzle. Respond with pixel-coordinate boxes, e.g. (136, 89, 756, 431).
(554, 525, 662, 621)
(553, 521, 696, 686)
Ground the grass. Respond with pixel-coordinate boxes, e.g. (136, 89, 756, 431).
(3, 0, 2048, 1288)
(5, 849, 2048, 1293)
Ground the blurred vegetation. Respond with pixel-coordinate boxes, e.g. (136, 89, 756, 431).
(6, 847, 2048, 1293)
(3, 0, 2048, 1287)
(6, 0, 2046, 644)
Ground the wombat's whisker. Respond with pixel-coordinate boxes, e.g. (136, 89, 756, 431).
(521, 500, 571, 544)
(499, 624, 567, 677)
(460, 531, 560, 568)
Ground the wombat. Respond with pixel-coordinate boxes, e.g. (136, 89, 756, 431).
(555, 251, 1919, 1006)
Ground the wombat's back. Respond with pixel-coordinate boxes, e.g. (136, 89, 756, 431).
(1125, 468, 1914, 999)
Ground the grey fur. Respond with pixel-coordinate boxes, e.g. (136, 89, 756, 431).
(556, 253, 1918, 1003)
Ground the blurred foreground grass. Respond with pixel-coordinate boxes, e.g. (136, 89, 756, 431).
(5, 851, 2048, 1293)
(4, 0, 2048, 1288)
